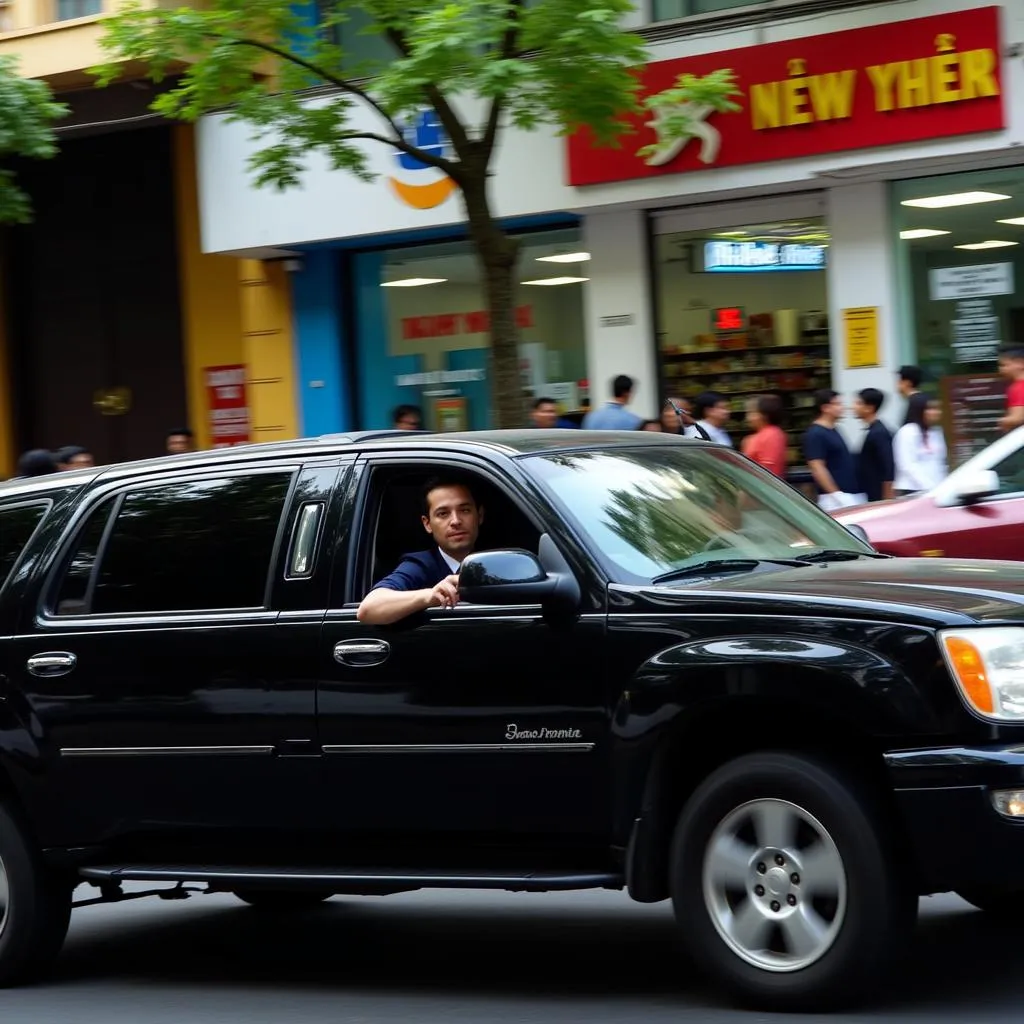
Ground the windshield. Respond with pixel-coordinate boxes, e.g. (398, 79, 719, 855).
(528, 445, 872, 584)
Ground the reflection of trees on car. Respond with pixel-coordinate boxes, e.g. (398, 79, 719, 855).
(604, 485, 713, 566)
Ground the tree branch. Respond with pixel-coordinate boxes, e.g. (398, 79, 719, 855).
(228, 35, 403, 140)
(341, 131, 462, 179)
(482, 0, 521, 157)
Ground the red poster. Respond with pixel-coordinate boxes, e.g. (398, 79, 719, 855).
(204, 365, 251, 447)
(566, 7, 1004, 187)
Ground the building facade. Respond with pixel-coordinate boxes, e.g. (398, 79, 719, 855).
(195, 0, 1022, 471)
(0, 0, 300, 476)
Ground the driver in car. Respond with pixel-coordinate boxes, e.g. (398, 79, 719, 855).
(356, 475, 484, 625)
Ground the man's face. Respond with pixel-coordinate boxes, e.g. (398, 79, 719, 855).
(62, 452, 94, 470)
(531, 402, 558, 428)
(422, 485, 482, 559)
(661, 398, 689, 431)
(825, 396, 845, 420)
(707, 401, 731, 428)
(395, 411, 422, 430)
(999, 356, 1024, 381)
(167, 434, 193, 454)
(852, 397, 869, 421)
(896, 377, 911, 397)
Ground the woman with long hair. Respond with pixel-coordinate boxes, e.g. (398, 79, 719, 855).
(893, 393, 947, 497)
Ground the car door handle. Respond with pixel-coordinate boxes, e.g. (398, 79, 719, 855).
(27, 652, 77, 678)
(333, 639, 390, 667)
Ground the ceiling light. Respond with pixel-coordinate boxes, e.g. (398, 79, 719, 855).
(715, 231, 748, 237)
(900, 228, 951, 239)
(901, 191, 1011, 209)
(380, 277, 447, 287)
(997, 217, 1024, 226)
(536, 251, 591, 263)
(520, 276, 590, 286)
(954, 240, 1018, 250)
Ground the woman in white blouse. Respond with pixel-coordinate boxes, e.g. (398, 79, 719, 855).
(893, 394, 947, 497)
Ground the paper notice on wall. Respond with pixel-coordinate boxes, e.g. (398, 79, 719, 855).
(951, 299, 1001, 363)
(204, 365, 251, 447)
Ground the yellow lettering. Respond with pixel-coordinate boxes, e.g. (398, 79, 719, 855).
(929, 53, 960, 102)
(750, 81, 782, 130)
(866, 62, 899, 112)
(960, 48, 1000, 99)
(896, 58, 930, 108)
(807, 70, 857, 121)
(782, 77, 812, 125)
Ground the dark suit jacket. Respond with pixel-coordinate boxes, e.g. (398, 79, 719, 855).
(372, 548, 452, 593)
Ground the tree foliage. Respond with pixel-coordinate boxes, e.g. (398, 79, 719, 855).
(0, 55, 68, 224)
(93, 0, 739, 427)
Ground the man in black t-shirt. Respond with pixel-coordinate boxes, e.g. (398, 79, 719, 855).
(853, 387, 894, 502)
(803, 389, 865, 511)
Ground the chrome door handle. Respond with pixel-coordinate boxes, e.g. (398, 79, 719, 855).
(27, 652, 77, 678)
(333, 639, 390, 667)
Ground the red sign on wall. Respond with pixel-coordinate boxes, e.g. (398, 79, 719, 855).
(204, 365, 251, 447)
(566, 7, 1004, 187)
(401, 304, 534, 341)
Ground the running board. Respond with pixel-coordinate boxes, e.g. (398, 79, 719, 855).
(78, 865, 623, 893)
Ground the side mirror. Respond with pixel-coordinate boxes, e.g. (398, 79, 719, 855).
(953, 468, 999, 506)
(844, 522, 873, 548)
(459, 538, 579, 611)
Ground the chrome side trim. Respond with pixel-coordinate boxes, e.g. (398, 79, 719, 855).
(59, 745, 274, 757)
(321, 742, 595, 754)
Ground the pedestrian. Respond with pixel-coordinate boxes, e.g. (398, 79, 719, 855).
(392, 404, 423, 430)
(692, 390, 734, 446)
(803, 389, 865, 510)
(852, 388, 894, 502)
(15, 449, 58, 478)
(893, 393, 947, 496)
(740, 394, 788, 477)
(998, 345, 1024, 434)
(638, 419, 663, 432)
(55, 445, 95, 471)
(166, 428, 195, 454)
(582, 375, 642, 430)
(896, 365, 923, 426)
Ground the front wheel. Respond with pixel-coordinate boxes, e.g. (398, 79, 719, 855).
(232, 889, 332, 911)
(670, 752, 914, 1012)
(0, 802, 73, 987)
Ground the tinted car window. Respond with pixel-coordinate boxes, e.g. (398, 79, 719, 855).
(994, 446, 1024, 495)
(529, 446, 872, 583)
(0, 503, 48, 589)
(88, 474, 292, 615)
(53, 497, 116, 615)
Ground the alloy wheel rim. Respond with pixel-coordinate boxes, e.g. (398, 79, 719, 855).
(701, 797, 848, 973)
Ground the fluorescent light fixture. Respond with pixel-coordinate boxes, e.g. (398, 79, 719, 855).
(535, 251, 591, 263)
(900, 228, 951, 239)
(901, 191, 1011, 209)
(954, 240, 1019, 250)
(520, 276, 590, 286)
(997, 217, 1024, 226)
(380, 277, 447, 287)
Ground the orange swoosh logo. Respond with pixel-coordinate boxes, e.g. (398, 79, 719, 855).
(388, 175, 458, 209)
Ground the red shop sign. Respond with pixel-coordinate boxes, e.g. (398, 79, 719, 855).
(204, 365, 251, 447)
(566, 7, 1004, 187)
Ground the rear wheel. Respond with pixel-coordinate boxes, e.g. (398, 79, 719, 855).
(232, 889, 332, 911)
(670, 752, 914, 1011)
(0, 803, 73, 987)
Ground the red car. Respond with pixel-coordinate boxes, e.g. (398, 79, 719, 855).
(833, 425, 1024, 559)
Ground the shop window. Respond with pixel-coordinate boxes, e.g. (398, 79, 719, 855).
(893, 166, 1024, 466)
(354, 227, 589, 431)
(652, 217, 831, 478)
(653, 0, 772, 20)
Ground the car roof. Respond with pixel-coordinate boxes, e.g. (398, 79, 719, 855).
(0, 429, 707, 497)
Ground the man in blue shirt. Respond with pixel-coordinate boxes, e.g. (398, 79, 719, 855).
(803, 388, 865, 510)
(582, 375, 642, 430)
(357, 475, 483, 625)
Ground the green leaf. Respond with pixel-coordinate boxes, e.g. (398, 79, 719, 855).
(0, 55, 68, 224)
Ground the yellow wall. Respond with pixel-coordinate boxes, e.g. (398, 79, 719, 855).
(171, 123, 298, 450)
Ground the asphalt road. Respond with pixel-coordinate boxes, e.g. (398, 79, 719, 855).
(3, 887, 1020, 1023)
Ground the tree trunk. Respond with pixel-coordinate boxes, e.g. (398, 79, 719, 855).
(459, 171, 526, 430)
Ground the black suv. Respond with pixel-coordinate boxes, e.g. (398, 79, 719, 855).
(1, 428, 1024, 1010)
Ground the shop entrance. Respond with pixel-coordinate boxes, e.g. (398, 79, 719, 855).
(651, 193, 830, 479)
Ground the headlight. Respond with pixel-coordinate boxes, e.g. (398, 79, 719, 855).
(939, 627, 1024, 721)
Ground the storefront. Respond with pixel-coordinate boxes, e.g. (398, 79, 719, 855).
(193, 0, 1022, 449)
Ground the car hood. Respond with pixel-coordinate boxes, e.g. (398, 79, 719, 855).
(644, 556, 1024, 625)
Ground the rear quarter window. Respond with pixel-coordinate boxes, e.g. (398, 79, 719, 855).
(0, 502, 50, 590)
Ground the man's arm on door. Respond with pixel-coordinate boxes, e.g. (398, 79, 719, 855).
(357, 575, 460, 625)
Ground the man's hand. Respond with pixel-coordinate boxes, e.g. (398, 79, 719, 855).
(427, 574, 460, 610)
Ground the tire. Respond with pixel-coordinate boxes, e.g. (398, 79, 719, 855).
(232, 889, 332, 911)
(0, 802, 73, 987)
(955, 887, 1024, 917)
(670, 751, 915, 1012)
